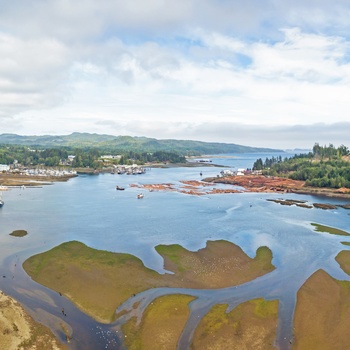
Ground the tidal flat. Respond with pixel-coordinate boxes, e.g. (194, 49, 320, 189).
(21, 226, 350, 350)
(23, 240, 274, 323)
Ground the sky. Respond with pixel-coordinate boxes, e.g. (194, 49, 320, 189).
(1, 0, 350, 149)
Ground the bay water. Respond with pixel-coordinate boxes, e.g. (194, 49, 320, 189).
(0, 152, 349, 349)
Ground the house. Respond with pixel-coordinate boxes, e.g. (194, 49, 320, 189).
(0, 164, 10, 172)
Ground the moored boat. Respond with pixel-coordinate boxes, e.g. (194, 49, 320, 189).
(116, 186, 125, 190)
(137, 193, 144, 199)
(0, 200, 4, 207)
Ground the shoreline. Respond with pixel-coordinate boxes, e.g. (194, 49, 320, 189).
(0, 174, 77, 187)
(131, 175, 350, 200)
(203, 174, 350, 199)
(0, 290, 67, 349)
(3, 167, 349, 199)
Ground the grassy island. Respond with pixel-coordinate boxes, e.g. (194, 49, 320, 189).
(9, 230, 28, 237)
(192, 299, 279, 349)
(122, 294, 195, 350)
(293, 250, 350, 349)
(294, 269, 350, 350)
(311, 223, 350, 236)
(23, 240, 274, 323)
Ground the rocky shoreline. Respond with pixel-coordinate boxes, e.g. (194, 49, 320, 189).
(131, 175, 350, 200)
(203, 175, 350, 198)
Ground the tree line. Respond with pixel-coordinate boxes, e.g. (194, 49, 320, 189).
(253, 143, 350, 188)
(0, 145, 186, 169)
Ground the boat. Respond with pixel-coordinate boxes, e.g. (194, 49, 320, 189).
(137, 193, 144, 199)
(116, 186, 125, 190)
(0, 200, 4, 208)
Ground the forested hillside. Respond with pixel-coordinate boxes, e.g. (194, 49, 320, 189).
(0, 145, 186, 168)
(253, 143, 350, 188)
(0, 133, 280, 155)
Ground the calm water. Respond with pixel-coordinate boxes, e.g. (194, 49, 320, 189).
(0, 152, 349, 349)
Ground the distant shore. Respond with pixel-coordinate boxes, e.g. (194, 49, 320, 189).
(131, 174, 350, 199)
(1, 168, 350, 199)
(204, 174, 350, 199)
(0, 173, 77, 187)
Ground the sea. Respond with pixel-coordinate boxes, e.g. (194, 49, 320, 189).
(0, 151, 349, 350)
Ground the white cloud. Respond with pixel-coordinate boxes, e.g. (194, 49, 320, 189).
(1, 1, 350, 148)
(0, 32, 71, 117)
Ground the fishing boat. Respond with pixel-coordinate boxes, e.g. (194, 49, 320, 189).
(116, 186, 125, 190)
(137, 193, 144, 199)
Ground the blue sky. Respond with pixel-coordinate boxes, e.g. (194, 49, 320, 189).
(1, 0, 350, 149)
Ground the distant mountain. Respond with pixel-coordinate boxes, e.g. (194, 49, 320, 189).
(0, 133, 283, 155)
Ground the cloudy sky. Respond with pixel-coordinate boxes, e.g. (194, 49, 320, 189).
(1, 0, 350, 149)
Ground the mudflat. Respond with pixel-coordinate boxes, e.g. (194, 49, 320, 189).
(23, 240, 274, 323)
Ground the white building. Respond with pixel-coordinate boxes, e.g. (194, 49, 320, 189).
(0, 164, 10, 171)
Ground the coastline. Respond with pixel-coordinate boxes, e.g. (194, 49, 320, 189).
(203, 174, 350, 199)
(0, 174, 77, 187)
(0, 290, 67, 350)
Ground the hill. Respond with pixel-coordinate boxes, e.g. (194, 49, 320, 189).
(252, 143, 350, 189)
(0, 133, 281, 155)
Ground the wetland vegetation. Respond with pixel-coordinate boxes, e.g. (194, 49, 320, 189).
(23, 240, 274, 323)
(9, 229, 28, 237)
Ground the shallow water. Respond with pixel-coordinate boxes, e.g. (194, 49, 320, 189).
(0, 154, 349, 349)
